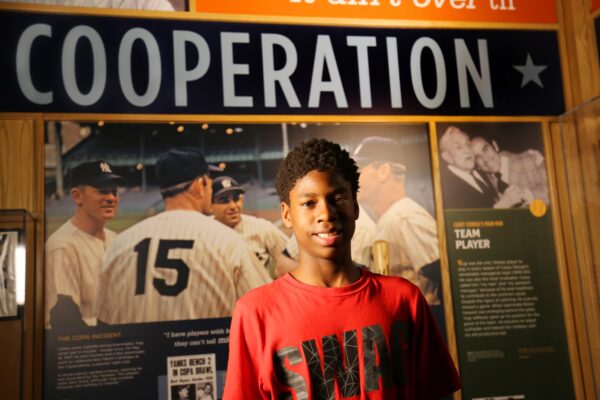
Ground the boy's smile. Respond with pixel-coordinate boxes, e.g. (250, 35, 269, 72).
(281, 170, 358, 263)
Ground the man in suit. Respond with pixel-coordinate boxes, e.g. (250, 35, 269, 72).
(471, 136, 549, 205)
(439, 126, 526, 209)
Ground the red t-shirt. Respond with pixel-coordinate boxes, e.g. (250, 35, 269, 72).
(223, 270, 461, 399)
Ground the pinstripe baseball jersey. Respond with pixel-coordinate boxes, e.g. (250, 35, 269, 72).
(285, 205, 375, 268)
(231, 214, 287, 269)
(95, 210, 272, 324)
(45, 220, 117, 328)
(373, 197, 438, 274)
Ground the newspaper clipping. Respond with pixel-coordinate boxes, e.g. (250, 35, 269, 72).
(168, 353, 216, 400)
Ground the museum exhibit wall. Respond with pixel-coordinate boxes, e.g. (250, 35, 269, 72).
(1, 0, 599, 399)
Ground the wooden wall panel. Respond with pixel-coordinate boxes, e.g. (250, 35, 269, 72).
(0, 320, 22, 400)
(0, 120, 38, 211)
(555, 1, 600, 398)
(0, 119, 43, 400)
(558, 0, 600, 105)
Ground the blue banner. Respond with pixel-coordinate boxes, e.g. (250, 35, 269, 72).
(0, 10, 564, 115)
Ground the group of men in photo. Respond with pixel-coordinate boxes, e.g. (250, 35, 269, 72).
(47, 129, 530, 327)
(45, 148, 277, 328)
(439, 126, 549, 209)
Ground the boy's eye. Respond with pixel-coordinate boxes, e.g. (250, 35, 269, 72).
(301, 200, 316, 208)
(334, 194, 347, 203)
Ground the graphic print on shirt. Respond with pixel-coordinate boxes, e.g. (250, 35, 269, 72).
(274, 320, 411, 400)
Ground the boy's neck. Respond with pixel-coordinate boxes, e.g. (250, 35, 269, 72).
(291, 256, 361, 288)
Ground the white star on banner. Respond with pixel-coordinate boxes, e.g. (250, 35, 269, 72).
(513, 54, 548, 88)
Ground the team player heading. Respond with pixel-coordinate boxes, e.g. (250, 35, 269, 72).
(0, 11, 563, 115)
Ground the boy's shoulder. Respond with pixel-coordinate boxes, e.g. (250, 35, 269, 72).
(367, 269, 420, 290)
(235, 277, 283, 310)
(357, 271, 428, 316)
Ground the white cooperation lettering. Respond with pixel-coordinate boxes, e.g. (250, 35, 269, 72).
(173, 30, 211, 107)
(118, 28, 162, 107)
(309, 35, 348, 108)
(221, 32, 252, 107)
(62, 25, 107, 106)
(410, 37, 446, 109)
(16, 25, 494, 110)
(16, 24, 53, 105)
(261, 33, 301, 108)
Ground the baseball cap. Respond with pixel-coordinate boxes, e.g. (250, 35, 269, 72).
(155, 147, 221, 189)
(352, 136, 406, 172)
(212, 176, 244, 201)
(70, 160, 123, 188)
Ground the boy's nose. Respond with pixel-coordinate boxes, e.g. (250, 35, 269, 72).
(317, 201, 338, 222)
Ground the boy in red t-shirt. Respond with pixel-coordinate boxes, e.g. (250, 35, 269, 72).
(223, 138, 461, 399)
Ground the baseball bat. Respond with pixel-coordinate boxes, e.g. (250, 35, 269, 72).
(373, 240, 390, 276)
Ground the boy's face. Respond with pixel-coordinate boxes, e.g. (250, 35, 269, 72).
(281, 170, 358, 262)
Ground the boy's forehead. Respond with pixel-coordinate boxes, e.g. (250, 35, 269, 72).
(291, 170, 352, 194)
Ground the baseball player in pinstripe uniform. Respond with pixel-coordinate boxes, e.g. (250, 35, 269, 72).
(354, 136, 441, 304)
(210, 176, 288, 274)
(45, 160, 123, 328)
(95, 148, 272, 324)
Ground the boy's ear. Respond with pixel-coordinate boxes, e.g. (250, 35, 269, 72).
(281, 201, 292, 229)
(353, 197, 360, 221)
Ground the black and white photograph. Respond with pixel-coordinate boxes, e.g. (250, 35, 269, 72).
(0, 231, 19, 318)
(437, 122, 549, 210)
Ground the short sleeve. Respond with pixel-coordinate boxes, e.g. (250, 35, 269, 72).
(222, 301, 265, 400)
(412, 291, 462, 399)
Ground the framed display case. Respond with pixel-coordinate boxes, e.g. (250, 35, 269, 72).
(0, 209, 33, 319)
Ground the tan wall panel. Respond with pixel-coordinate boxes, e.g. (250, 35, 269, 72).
(0, 120, 38, 210)
(0, 319, 22, 400)
(555, 0, 600, 398)
(0, 119, 43, 400)
(557, 0, 600, 106)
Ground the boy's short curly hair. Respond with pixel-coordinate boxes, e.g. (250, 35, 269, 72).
(275, 138, 360, 204)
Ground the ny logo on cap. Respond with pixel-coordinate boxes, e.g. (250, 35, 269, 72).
(99, 162, 112, 173)
(222, 179, 232, 188)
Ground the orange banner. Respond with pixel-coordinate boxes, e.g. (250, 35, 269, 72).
(196, 0, 557, 24)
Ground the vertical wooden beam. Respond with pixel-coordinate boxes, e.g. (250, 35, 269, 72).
(428, 121, 462, 400)
(555, 1, 600, 398)
(0, 118, 45, 400)
(557, 0, 600, 105)
(545, 121, 589, 400)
